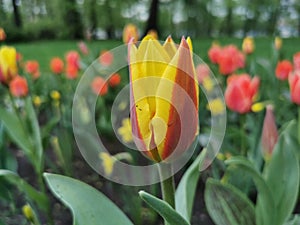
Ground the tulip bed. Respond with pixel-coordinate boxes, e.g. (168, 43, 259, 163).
(1, 35, 300, 225)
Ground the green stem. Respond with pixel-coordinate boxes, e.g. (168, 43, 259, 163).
(159, 163, 175, 225)
(240, 114, 247, 156)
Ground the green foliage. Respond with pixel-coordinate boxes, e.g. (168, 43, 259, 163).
(175, 148, 206, 221)
(205, 178, 256, 225)
(44, 173, 134, 225)
(139, 191, 190, 225)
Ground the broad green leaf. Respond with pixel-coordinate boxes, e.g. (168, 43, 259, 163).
(204, 178, 255, 225)
(0, 170, 48, 211)
(263, 120, 299, 225)
(44, 173, 134, 225)
(225, 157, 275, 225)
(25, 97, 43, 173)
(0, 109, 33, 160)
(139, 191, 190, 225)
(175, 148, 206, 221)
(284, 215, 300, 225)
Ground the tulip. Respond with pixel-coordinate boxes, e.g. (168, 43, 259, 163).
(129, 36, 199, 161)
(0, 28, 6, 41)
(274, 37, 282, 50)
(289, 71, 300, 105)
(218, 45, 245, 75)
(91, 77, 108, 96)
(108, 73, 121, 87)
(208, 43, 222, 64)
(78, 41, 89, 55)
(123, 24, 139, 44)
(225, 74, 260, 114)
(261, 105, 278, 161)
(275, 60, 293, 80)
(9, 76, 28, 97)
(65, 65, 78, 79)
(0, 46, 18, 83)
(65, 51, 80, 70)
(242, 36, 255, 54)
(50, 57, 64, 74)
(293, 52, 300, 71)
(99, 50, 114, 66)
(25, 60, 40, 79)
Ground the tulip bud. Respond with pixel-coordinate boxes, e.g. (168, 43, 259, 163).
(9, 76, 28, 97)
(129, 36, 198, 161)
(261, 105, 278, 160)
(242, 36, 255, 54)
(275, 60, 293, 80)
(274, 37, 282, 50)
(123, 24, 139, 44)
(50, 57, 64, 74)
(289, 71, 300, 105)
(0, 46, 18, 83)
(0, 28, 6, 41)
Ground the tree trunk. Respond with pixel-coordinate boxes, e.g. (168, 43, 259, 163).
(12, 0, 22, 27)
(144, 0, 160, 37)
(63, 0, 83, 39)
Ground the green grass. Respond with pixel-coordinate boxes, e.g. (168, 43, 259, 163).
(10, 38, 300, 72)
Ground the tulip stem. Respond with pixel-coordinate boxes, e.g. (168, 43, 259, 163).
(240, 114, 247, 156)
(159, 163, 175, 212)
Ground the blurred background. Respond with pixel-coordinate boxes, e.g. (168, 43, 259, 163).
(1, 0, 300, 43)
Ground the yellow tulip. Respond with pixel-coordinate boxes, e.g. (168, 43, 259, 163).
(242, 36, 255, 54)
(129, 35, 199, 161)
(274, 37, 282, 50)
(0, 46, 18, 83)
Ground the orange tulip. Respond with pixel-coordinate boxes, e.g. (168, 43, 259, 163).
(65, 51, 80, 70)
(99, 50, 114, 66)
(25, 60, 40, 79)
(0, 28, 6, 41)
(66, 65, 78, 79)
(50, 57, 64, 74)
(91, 77, 108, 96)
(108, 73, 121, 87)
(208, 43, 222, 64)
(129, 36, 199, 161)
(275, 60, 293, 80)
(9, 76, 28, 97)
(123, 24, 139, 44)
(225, 74, 260, 114)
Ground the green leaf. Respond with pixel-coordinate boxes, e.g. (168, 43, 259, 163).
(225, 157, 275, 225)
(0, 170, 48, 211)
(0, 109, 33, 159)
(204, 178, 255, 225)
(139, 191, 190, 225)
(175, 148, 206, 221)
(25, 97, 43, 173)
(44, 173, 133, 225)
(284, 215, 300, 225)
(263, 120, 300, 225)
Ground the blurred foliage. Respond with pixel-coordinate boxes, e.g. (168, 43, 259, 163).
(0, 0, 300, 42)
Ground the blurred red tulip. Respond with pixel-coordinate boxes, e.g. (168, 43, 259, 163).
(91, 77, 108, 96)
(66, 65, 78, 79)
(289, 71, 300, 105)
(50, 57, 64, 74)
(65, 51, 80, 70)
(108, 73, 121, 87)
(225, 74, 260, 114)
(218, 45, 245, 75)
(0, 28, 6, 41)
(275, 60, 293, 80)
(261, 105, 278, 161)
(208, 44, 222, 64)
(78, 41, 89, 55)
(99, 50, 114, 66)
(9, 76, 28, 97)
(25, 60, 40, 79)
(293, 52, 300, 70)
(196, 64, 210, 83)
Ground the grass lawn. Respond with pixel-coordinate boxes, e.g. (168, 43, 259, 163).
(11, 37, 300, 72)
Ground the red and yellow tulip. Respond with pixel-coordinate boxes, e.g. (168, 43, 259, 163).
(0, 46, 18, 83)
(128, 36, 199, 161)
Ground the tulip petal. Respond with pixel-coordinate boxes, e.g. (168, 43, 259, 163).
(153, 37, 198, 160)
(163, 36, 177, 59)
